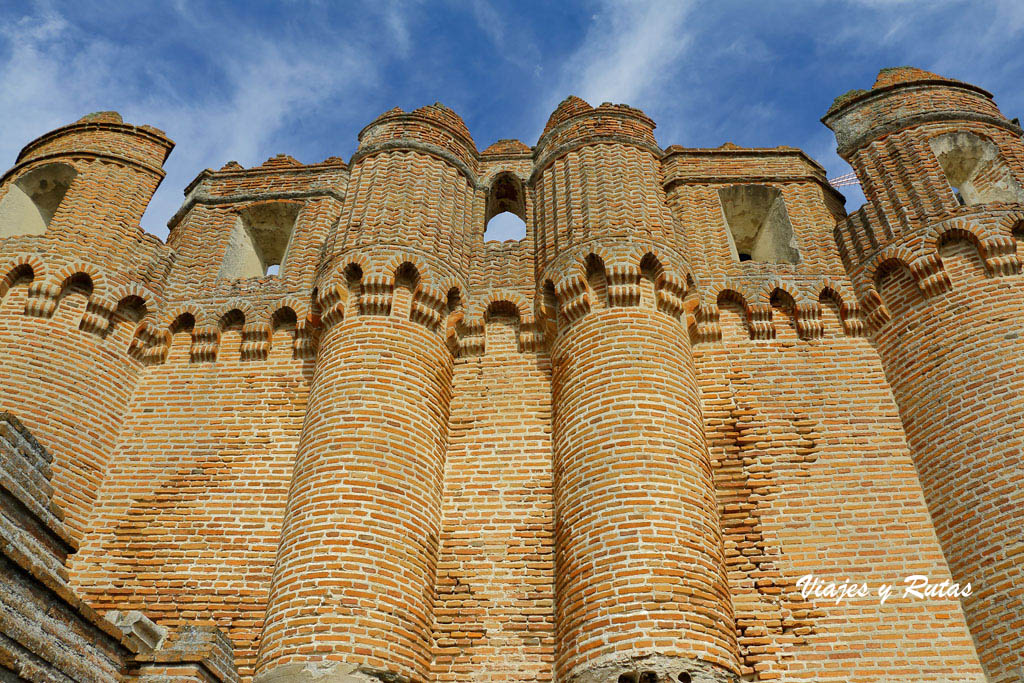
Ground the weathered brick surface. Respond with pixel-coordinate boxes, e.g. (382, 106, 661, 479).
(0, 66, 1019, 683)
(0, 412, 240, 682)
(431, 312, 555, 682)
(70, 330, 314, 679)
(825, 67, 1024, 683)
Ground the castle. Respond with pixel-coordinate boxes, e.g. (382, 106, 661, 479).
(0, 65, 1021, 683)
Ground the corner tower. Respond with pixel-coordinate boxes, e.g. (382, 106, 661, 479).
(824, 67, 1024, 682)
(535, 97, 740, 683)
(0, 112, 174, 540)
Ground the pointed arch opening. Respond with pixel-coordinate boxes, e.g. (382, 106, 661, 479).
(484, 172, 527, 241)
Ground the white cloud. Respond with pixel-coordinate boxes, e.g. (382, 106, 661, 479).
(379, 0, 417, 57)
(558, 0, 695, 106)
(469, 0, 505, 50)
(0, 3, 378, 238)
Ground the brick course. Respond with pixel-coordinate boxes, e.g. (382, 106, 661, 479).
(0, 67, 1018, 682)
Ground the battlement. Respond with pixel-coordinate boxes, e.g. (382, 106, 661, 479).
(823, 67, 1014, 157)
(0, 92, 902, 373)
(11, 111, 173, 177)
(0, 66, 1021, 682)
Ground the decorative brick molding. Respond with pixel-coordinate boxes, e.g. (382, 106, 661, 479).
(0, 67, 1018, 681)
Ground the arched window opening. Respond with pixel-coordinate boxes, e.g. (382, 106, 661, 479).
(718, 184, 800, 265)
(485, 211, 526, 241)
(219, 202, 300, 279)
(0, 265, 34, 314)
(0, 163, 77, 237)
(393, 262, 419, 319)
(109, 296, 147, 344)
(717, 291, 750, 340)
(639, 253, 662, 309)
(270, 307, 298, 359)
(219, 309, 246, 360)
(485, 300, 520, 354)
(167, 313, 195, 362)
(818, 290, 844, 337)
(484, 172, 527, 241)
(770, 288, 799, 340)
(929, 131, 1024, 206)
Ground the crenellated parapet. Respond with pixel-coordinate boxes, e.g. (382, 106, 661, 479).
(313, 246, 465, 339)
(686, 276, 864, 343)
(836, 206, 1023, 331)
(662, 143, 863, 346)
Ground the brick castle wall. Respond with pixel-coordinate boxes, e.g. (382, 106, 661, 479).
(0, 67, 1019, 682)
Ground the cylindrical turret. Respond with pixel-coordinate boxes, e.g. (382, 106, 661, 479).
(255, 105, 474, 683)
(0, 112, 173, 541)
(536, 98, 740, 683)
(0, 111, 173, 266)
(825, 67, 1024, 682)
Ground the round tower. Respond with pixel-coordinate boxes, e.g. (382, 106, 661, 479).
(824, 67, 1024, 682)
(254, 105, 476, 683)
(0, 112, 173, 540)
(535, 98, 740, 683)
(0, 111, 173, 260)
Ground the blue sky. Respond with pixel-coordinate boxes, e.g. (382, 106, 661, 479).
(1, 0, 1022, 240)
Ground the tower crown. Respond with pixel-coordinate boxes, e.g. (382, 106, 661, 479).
(822, 67, 1015, 159)
(355, 102, 478, 182)
(14, 111, 173, 176)
(534, 97, 658, 173)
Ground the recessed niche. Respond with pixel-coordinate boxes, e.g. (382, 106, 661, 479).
(218, 201, 300, 279)
(0, 163, 77, 237)
(718, 184, 800, 264)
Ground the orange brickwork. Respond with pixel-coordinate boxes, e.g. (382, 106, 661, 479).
(824, 67, 1024, 683)
(0, 67, 1018, 683)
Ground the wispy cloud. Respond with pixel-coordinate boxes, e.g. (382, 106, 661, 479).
(558, 0, 695, 106)
(0, 2, 377, 238)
